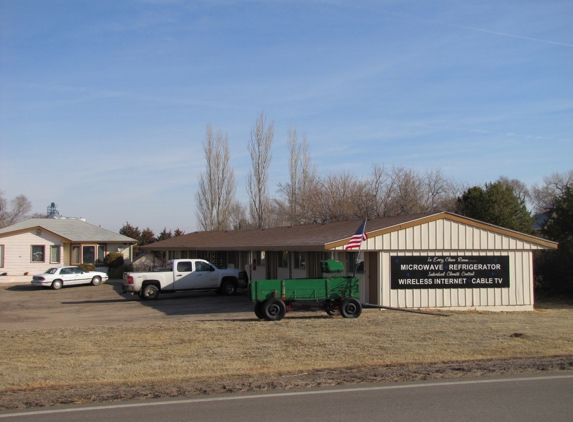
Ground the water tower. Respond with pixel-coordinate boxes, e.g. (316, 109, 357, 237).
(46, 202, 60, 218)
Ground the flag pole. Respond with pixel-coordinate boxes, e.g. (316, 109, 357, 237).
(353, 218, 367, 278)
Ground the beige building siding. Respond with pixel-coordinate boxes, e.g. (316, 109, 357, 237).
(360, 219, 546, 252)
(1, 231, 64, 278)
(331, 217, 541, 311)
(380, 250, 533, 311)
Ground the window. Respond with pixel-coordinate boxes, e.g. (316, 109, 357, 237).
(278, 251, 289, 268)
(177, 261, 192, 272)
(196, 261, 213, 272)
(96, 245, 106, 264)
(83, 246, 95, 264)
(0, 245, 4, 268)
(31, 245, 45, 262)
(72, 245, 80, 265)
(294, 252, 306, 269)
(50, 246, 61, 264)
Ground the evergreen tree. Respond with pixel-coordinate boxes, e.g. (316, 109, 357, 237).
(544, 186, 573, 244)
(156, 227, 173, 242)
(456, 181, 533, 233)
(119, 222, 141, 241)
(139, 228, 156, 246)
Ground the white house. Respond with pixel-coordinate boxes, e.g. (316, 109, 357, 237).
(0, 218, 137, 281)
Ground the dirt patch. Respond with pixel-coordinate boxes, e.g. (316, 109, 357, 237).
(2, 356, 572, 410)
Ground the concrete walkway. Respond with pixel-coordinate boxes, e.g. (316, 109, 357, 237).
(0, 275, 32, 284)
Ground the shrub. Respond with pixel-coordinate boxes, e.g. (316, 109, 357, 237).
(79, 264, 96, 272)
(108, 264, 133, 280)
(103, 252, 125, 268)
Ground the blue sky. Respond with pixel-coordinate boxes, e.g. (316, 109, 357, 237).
(1, 0, 571, 234)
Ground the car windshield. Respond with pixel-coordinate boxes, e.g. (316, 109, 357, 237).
(44, 268, 59, 274)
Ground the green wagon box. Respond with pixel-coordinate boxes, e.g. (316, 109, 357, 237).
(249, 260, 362, 321)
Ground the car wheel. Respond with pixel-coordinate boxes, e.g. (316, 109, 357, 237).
(142, 284, 160, 300)
(51, 279, 63, 290)
(221, 280, 237, 296)
(254, 302, 265, 319)
(91, 276, 102, 286)
(340, 298, 362, 318)
(262, 298, 286, 321)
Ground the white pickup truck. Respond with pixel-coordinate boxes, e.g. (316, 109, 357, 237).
(122, 259, 248, 300)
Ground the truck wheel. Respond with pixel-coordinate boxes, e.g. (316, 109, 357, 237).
(262, 299, 286, 321)
(51, 279, 63, 290)
(340, 298, 362, 318)
(91, 276, 102, 286)
(220, 280, 237, 296)
(254, 302, 265, 319)
(142, 284, 160, 300)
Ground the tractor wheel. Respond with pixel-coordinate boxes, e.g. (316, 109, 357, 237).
(340, 298, 362, 318)
(262, 298, 286, 321)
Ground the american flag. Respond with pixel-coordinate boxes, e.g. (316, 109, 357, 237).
(345, 219, 368, 250)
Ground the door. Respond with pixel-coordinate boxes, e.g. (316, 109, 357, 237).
(72, 266, 91, 285)
(59, 267, 79, 286)
(367, 252, 380, 305)
(174, 261, 217, 290)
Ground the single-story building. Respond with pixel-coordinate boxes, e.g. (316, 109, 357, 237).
(0, 218, 137, 281)
(142, 212, 558, 311)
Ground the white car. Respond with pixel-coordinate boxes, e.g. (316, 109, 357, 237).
(31, 266, 109, 290)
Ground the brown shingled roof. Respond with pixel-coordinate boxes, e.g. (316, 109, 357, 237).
(141, 213, 435, 251)
(141, 211, 558, 252)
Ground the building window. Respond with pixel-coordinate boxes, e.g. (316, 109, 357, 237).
(31, 245, 45, 262)
(0, 245, 4, 268)
(72, 245, 80, 264)
(294, 252, 306, 269)
(278, 251, 289, 268)
(50, 245, 61, 264)
(96, 245, 106, 264)
(83, 246, 95, 264)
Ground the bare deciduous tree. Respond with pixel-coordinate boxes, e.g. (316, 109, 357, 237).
(0, 191, 32, 228)
(499, 176, 530, 203)
(277, 127, 318, 225)
(247, 112, 274, 229)
(530, 170, 573, 213)
(195, 124, 236, 231)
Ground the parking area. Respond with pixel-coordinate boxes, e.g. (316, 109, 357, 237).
(0, 281, 254, 331)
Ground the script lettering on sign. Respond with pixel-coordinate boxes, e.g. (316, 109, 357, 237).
(390, 256, 510, 289)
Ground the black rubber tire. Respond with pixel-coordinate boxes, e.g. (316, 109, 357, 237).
(91, 276, 102, 286)
(141, 284, 160, 300)
(254, 302, 265, 319)
(220, 280, 237, 296)
(262, 298, 286, 321)
(340, 298, 362, 318)
(51, 279, 63, 290)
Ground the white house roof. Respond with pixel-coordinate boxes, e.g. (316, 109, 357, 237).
(0, 218, 137, 243)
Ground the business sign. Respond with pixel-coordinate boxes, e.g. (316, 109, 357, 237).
(390, 256, 510, 289)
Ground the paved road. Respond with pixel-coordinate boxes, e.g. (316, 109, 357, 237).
(0, 281, 254, 330)
(1, 374, 572, 421)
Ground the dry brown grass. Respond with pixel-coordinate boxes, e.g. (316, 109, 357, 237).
(1, 306, 573, 394)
